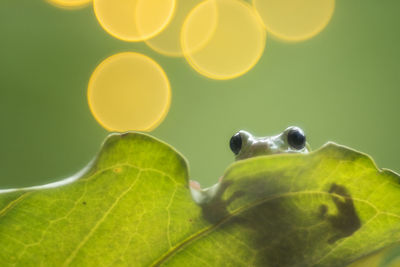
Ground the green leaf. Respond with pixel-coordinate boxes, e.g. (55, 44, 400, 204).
(0, 132, 399, 266)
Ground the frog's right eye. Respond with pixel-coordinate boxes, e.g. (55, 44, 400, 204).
(287, 127, 306, 150)
(230, 132, 242, 155)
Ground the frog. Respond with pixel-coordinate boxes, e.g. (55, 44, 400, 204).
(190, 126, 310, 205)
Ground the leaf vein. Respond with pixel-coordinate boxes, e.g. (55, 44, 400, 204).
(0, 192, 30, 219)
(62, 170, 142, 266)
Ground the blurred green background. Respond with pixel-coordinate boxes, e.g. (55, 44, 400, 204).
(0, 0, 399, 191)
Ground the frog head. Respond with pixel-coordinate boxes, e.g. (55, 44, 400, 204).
(190, 126, 310, 205)
(229, 126, 310, 160)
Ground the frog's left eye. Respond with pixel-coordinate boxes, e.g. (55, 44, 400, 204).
(230, 132, 242, 155)
(287, 127, 306, 150)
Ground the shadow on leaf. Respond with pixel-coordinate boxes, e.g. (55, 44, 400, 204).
(199, 177, 361, 266)
(319, 183, 361, 244)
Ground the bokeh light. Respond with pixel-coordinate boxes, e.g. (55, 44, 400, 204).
(87, 52, 171, 132)
(145, 0, 203, 57)
(93, 0, 176, 42)
(181, 0, 266, 80)
(46, 0, 91, 9)
(253, 0, 335, 42)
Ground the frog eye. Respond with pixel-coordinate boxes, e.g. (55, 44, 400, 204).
(229, 132, 242, 155)
(287, 127, 306, 150)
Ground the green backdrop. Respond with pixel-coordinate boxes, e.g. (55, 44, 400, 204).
(0, 0, 399, 192)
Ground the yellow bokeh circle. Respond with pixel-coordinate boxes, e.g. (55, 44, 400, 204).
(145, 0, 203, 57)
(93, 0, 176, 42)
(88, 52, 171, 132)
(47, 0, 91, 9)
(253, 0, 335, 42)
(181, 0, 266, 80)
